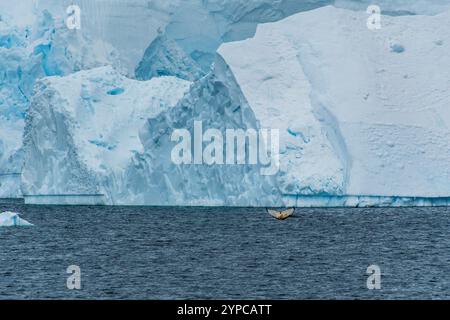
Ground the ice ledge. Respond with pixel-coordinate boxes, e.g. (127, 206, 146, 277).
(18, 194, 450, 207)
(283, 195, 450, 208)
(24, 194, 106, 205)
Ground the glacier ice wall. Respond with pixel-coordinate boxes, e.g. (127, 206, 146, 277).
(218, 6, 450, 199)
(22, 56, 280, 206)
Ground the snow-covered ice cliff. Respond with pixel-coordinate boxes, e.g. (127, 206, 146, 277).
(218, 6, 450, 204)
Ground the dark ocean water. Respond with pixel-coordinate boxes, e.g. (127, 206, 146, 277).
(1, 202, 450, 299)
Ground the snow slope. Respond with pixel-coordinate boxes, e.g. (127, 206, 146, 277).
(218, 6, 450, 199)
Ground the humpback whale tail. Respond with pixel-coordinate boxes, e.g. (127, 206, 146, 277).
(267, 208, 295, 220)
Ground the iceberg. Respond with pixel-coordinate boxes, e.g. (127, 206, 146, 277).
(21, 5, 450, 207)
(23, 59, 278, 206)
(5, 2, 450, 207)
(125, 55, 281, 206)
(0, 211, 33, 227)
(218, 6, 450, 203)
(22, 66, 191, 205)
(0, 9, 119, 198)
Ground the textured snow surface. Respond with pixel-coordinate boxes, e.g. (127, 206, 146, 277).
(219, 6, 450, 198)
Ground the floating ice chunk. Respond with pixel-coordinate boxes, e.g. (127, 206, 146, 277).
(0, 212, 34, 227)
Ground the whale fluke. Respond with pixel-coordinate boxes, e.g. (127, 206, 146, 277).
(267, 208, 295, 220)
